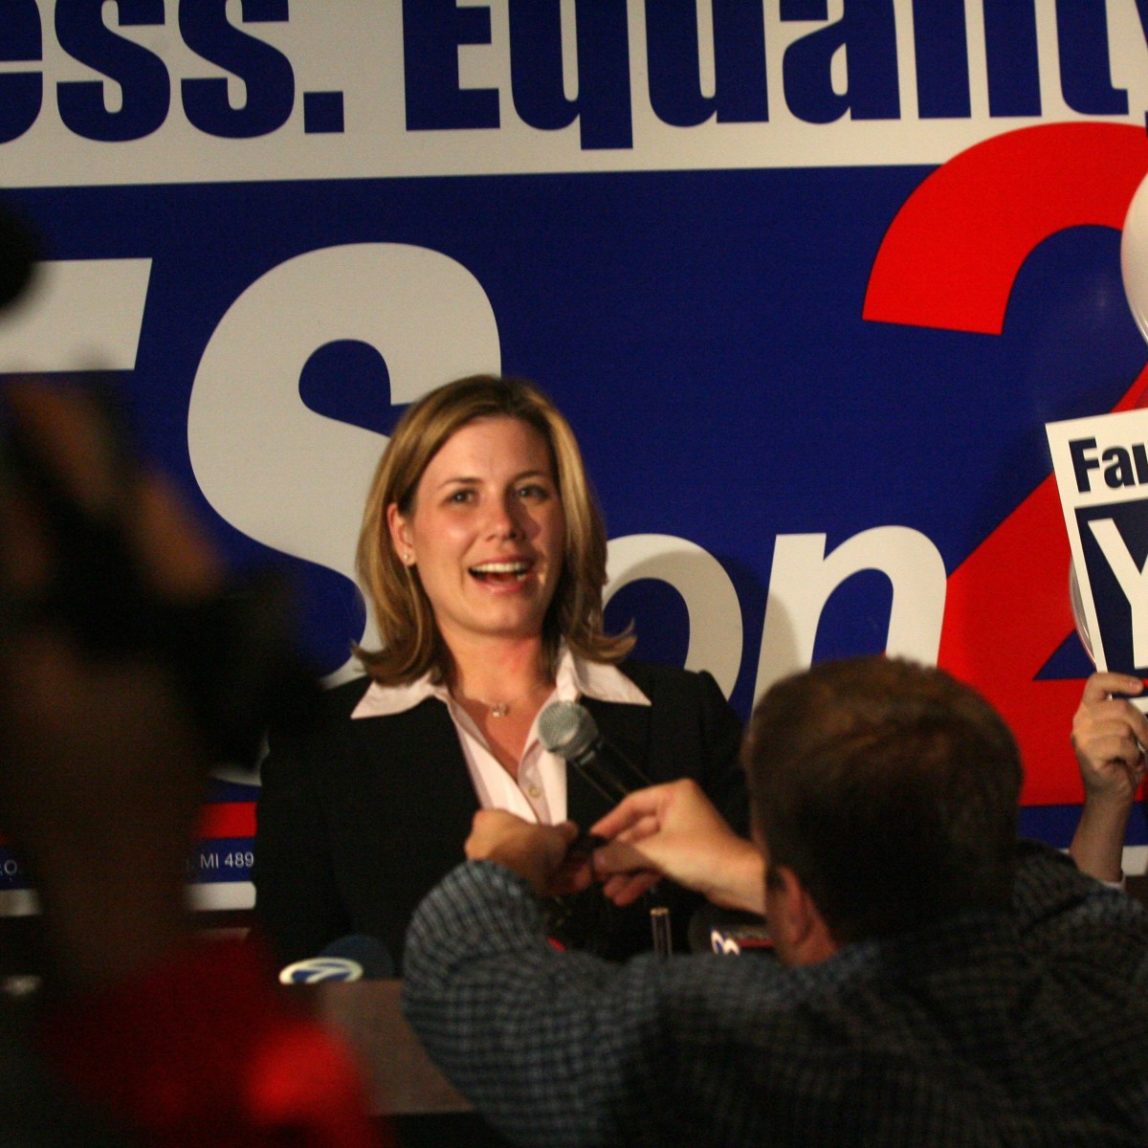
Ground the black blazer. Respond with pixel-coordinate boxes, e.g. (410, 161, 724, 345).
(252, 660, 748, 970)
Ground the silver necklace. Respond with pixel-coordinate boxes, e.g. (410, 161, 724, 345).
(458, 681, 550, 719)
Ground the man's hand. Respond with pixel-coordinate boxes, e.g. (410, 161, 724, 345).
(465, 811, 593, 897)
(590, 779, 765, 914)
(1069, 671, 1148, 883)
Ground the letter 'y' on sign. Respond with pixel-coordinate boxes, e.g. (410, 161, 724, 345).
(1087, 518, 1148, 666)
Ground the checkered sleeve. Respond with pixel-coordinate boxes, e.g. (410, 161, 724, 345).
(1013, 839, 1148, 981)
(402, 861, 671, 1148)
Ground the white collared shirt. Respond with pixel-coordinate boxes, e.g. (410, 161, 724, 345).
(350, 648, 650, 824)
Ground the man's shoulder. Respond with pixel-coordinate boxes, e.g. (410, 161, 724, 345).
(1013, 838, 1122, 909)
(1013, 838, 1148, 975)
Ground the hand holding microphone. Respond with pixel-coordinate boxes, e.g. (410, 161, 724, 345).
(464, 810, 593, 898)
(589, 779, 767, 916)
(538, 702, 764, 912)
(537, 700, 664, 903)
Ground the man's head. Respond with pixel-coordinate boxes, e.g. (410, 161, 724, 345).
(743, 657, 1022, 956)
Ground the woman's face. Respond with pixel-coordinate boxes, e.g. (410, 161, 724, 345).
(388, 416, 566, 650)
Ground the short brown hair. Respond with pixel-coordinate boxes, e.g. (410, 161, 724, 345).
(355, 374, 633, 683)
(743, 657, 1022, 943)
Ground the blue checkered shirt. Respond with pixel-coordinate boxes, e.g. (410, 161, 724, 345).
(403, 841, 1148, 1147)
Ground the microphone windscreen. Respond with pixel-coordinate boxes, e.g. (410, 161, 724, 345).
(278, 956, 364, 985)
(277, 935, 395, 984)
(539, 700, 597, 759)
(688, 904, 775, 957)
(320, 934, 395, 980)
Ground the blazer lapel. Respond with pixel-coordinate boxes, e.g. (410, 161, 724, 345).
(354, 699, 480, 863)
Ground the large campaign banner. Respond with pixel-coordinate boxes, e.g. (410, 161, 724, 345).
(2, 1, 1148, 909)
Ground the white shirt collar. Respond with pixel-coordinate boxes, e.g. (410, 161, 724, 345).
(350, 645, 650, 719)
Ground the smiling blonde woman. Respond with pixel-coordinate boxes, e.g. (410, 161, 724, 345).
(253, 375, 748, 970)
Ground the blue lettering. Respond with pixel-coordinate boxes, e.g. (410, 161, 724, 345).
(403, 0, 499, 131)
(179, 0, 294, 139)
(508, 0, 632, 149)
(55, 0, 169, 142)
(781, 0, 899, 124)
(646, 0, 767, 128)
(507, 2, 567, 132)
(1056, 0, 1127, 115)
(0, 0, 42, 144)
(984, 0, 1040, 117)
(912, 0, 970, 118)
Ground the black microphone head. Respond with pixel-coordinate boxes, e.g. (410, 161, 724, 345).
(278, 955, 365, 985)
(320, 934, 395, 980)
(538, 700, 598, 760)
(277, 934, 395, 984)
(0, 202, 39, 312)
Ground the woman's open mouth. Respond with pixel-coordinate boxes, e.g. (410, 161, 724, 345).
(469, 560, 532, 583)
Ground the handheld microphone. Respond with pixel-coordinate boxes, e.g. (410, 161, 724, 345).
(708, 923, 774, 956)
(538, 701, 652, 803)
(688, 904, 775, 957)
(278, 934, 394, 984)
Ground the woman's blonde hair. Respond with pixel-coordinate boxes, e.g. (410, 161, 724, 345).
(354, 374, 633, 683)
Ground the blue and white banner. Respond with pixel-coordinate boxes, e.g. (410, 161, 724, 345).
(3, 1, 1148, 907)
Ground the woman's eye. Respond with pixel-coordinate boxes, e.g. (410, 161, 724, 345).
(517, 483, 550, 500)
(447, 489, 474, 504)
